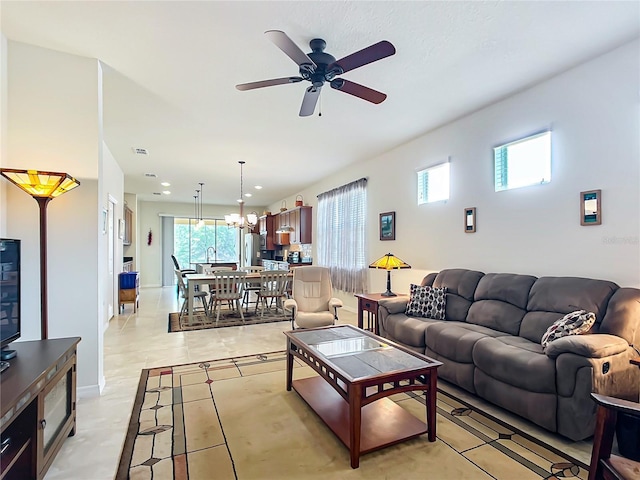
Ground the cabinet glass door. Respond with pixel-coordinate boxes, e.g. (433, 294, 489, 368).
(42, 369, 72, 454)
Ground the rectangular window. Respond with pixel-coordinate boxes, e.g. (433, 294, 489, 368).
(173, 218, 238, 269)
(417, 161, 450, 205)
(494, 131, 551, 192)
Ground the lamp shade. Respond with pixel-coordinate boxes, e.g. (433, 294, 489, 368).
(0, 169, 80, 198)
(369, 253, 411, 270)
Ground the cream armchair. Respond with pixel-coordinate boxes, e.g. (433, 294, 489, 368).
(284, 266, 343, 329)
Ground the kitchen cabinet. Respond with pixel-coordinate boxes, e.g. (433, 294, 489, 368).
(278, 206, 312, 244)
(259, 214, 276, 250)
(123, 205, 133, 246)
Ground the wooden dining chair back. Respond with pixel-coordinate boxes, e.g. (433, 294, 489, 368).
(255, 271, 289, 317)
(209, 271, 247, 325)
(171, 255, 197, 299)
(588, 393, 640, 480)
(174, 269, 209, 323)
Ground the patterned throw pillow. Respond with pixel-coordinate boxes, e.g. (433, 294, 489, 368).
(405, 284, 447, 320)
(541, 310, 596, 348)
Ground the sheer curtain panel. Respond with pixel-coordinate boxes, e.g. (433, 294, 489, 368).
(317, 178, 368, 293)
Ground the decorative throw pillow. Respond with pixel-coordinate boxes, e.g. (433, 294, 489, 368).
(541, 310, 596, 349)
(405, 284, 447, 320)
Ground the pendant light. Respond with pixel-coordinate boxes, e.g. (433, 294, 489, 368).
(225, 161, 258, 229)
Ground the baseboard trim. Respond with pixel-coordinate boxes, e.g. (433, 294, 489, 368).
(77, 383, 101, 399)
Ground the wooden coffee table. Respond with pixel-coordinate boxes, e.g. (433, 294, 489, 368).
(284, 325, 442, 468)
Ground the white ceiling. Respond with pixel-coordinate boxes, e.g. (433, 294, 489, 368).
(2, 1, 639, 207)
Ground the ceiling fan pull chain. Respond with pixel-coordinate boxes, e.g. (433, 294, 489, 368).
(318, 89, 322, 117)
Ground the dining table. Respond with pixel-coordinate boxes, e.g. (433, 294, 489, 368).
(183, 271, 293, 326)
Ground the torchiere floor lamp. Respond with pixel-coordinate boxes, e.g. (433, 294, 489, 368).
(0, 169, 80, 339)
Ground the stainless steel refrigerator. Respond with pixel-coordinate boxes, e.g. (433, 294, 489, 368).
(243, 233, 261, 267)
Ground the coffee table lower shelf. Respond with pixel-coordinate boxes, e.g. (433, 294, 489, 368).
(292, 376, 428, 459)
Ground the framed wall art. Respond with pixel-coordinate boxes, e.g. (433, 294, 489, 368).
(379, 211, 396, 241)
(580, 189, 601, 226)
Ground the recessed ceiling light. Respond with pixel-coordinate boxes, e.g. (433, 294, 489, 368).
(161, 182, 170, 187)
(254, 185, 263, 190)
(244, 193, 252, 197)
(162, 191, 171, 195)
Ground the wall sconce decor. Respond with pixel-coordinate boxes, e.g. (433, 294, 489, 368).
(379, 211, 396, 241)
(580, 190, 601, 226)
(0, 169, 80, 339)
(464, 207, 476, 233)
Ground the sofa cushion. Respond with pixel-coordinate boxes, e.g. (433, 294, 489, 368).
(467, 273, 536, 334)
(599, 288, 640, 347)
(432, 269, 484, 321)
(473, 336, 556, 394)
(425, 322, 507, 364)
(380, 315, 439, 348)
(521, 276, 618, 343)
(541, 310, 596, 348)
(405, 284, 446, 319)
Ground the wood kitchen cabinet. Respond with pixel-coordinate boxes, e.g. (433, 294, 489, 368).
(123, 205, 133, 246)
(259, 214, 276, 250)
(275, 206, 312, 244)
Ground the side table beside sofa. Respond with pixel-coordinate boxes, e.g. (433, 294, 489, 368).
(377, 268, 640, 441)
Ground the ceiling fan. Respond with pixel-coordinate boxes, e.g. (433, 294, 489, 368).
(235, 30, 396, 117)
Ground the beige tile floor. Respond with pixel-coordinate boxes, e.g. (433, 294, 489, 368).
(43, 286, 592, 479)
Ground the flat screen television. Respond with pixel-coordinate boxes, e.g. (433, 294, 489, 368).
(0, 238, 20, 360)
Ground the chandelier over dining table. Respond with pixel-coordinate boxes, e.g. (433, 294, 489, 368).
(225, 161, 258, 229)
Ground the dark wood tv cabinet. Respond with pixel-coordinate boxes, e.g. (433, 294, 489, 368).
(0, 337, 80, 480)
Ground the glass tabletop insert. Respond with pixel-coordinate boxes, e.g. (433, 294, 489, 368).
(290, 326, 432, 380)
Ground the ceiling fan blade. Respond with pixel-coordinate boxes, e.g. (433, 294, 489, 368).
(299, 86, 321, 117)
(328, 40, 395, 74)
(265, 30, 317, 68)
(330, 79, 387, 104)
(235, 77, 303, 91)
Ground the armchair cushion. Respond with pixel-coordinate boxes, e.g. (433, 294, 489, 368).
(405, 284, 447, 320)
(284, 298, 297, 315)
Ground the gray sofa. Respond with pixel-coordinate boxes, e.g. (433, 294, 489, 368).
(378, 268, 640, 441)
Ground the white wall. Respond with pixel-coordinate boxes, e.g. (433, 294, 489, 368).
(0, 33, 7, 235)
(4, 41, 114, 393)
(270, 40, 640, 308)
(124, 192, 138, 269)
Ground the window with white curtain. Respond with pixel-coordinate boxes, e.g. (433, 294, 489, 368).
(317, 178, 368, 293)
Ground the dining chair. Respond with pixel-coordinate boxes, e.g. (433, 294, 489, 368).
(174, 269, 209, 325)
(588, 393, 640, 480)
(209, 271, 247, 325)
(283, 266, 343, 329)
(171, 255, 197, 299)
(255, 270, 289, 317)
(239, 266, 265, 312)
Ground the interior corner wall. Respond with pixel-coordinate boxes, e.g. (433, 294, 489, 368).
(6, 40, 104, 392)
(0, 33, 8, 236)
(271, 39, 640, 308)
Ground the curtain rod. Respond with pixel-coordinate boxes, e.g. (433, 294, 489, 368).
(317, 177, 367, 198)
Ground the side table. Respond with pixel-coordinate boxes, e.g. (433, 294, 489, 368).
(354, 293, 407, 335)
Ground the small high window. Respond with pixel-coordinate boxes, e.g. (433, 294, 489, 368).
(494, 131, 551, 192)
(417, 161, 450, 205)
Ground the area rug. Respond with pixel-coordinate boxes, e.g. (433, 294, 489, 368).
(116, 352, 589, 480)
(168, 310, 289, 332)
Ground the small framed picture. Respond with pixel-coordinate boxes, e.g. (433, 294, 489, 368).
(580, 190, 601, 226)
(379, 211, 396, 241)
(464, 207, 476, 233)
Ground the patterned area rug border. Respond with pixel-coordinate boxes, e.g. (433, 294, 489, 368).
(167, 311, 290, 333)
(116, 351, 589, 480)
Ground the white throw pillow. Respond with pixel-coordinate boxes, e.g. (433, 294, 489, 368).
(541, 310, 596, 348)
(405, 284, 447, 320)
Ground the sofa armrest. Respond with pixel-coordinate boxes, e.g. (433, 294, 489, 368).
(544, 334, 629, 359)
(328, 298, 343, 310)
(378, 297, 410, 315)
